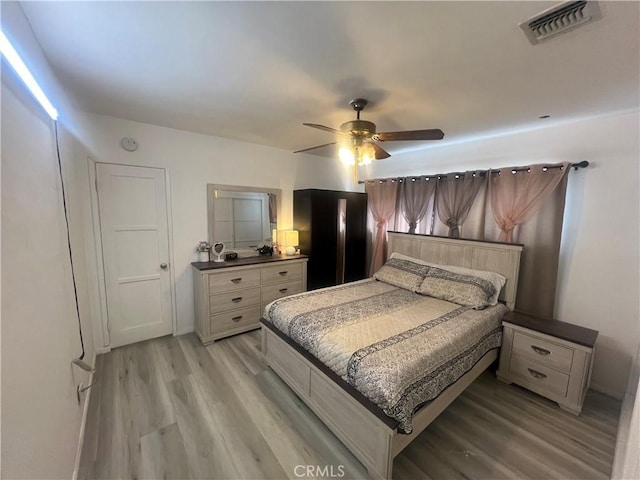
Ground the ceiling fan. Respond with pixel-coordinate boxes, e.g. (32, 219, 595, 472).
(294, 98, 445, 174)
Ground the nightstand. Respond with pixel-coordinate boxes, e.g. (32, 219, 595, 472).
(496, 311, 598, 415)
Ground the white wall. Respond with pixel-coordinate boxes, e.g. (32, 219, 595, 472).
(79, 114, 343, 346)
(360, 110, 640, 398)
(1, 3, 96, 478)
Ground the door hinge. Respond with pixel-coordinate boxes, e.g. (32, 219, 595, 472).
(94, 177, 99, 192)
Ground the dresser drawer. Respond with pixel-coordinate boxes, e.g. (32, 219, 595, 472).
(208, 268, 261, 293)
(509, 354, 569, 397)
(209, 286, 261, 314)
(512, 331, 574, 372)
(262, 262, 302, 285)
(209, 305, 261, 334)
(262, 280, 304, 306)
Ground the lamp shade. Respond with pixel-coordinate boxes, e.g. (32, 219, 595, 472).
(284, 230, 299, 247)
(283, 230, 299, 255)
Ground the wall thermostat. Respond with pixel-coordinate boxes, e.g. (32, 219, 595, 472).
(120, 137, 138, 152)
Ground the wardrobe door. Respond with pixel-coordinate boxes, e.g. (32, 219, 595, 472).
(344, 193, 367, 283)
(309, 191, 339, 290)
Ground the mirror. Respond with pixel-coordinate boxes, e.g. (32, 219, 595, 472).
(207, 184, 281, 250)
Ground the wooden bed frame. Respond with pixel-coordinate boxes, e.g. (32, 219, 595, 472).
(261, 232, 523, 479)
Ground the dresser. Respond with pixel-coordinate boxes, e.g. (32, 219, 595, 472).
(497, 311, 598, 414)
(192, 255, 308, 344)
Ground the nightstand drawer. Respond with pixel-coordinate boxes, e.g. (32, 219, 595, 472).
(209, 286, 261, 314)
(262, 263, 302, 285)
(210, 305, 261, 334)
(509, 354, 569, 396)
(262, 280, 304, 306)
(512, 331, 574, 372)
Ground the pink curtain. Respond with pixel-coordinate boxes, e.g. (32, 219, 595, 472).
(365, 162, 574, 319)
(490, 163, 570, 242)
(365, 180, 399, 274)
(435, 171, 486, 238)
(398, 177, 437, 234)
(490, 163, 570, 319)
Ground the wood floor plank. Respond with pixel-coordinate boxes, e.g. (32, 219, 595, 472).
(461, 388, 613, 474)
(167, 374, 239, 479)
(82, 331, 621, 480)
(152, 334, 192, 383)
(427, 419, 521, 479)
(178, 335, 288, 479)
(397, 428, 470, 480)
(93, 346, 142, 479)
(393, 454, 431, 480)
(139, 422, 192, 479)
(226, 331, 268, 376)
(127, 340, 176, 436)
(441, 399, 604, 480)
(469, 376, 618, 453)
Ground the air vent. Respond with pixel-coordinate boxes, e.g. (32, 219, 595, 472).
(520, 1, 602, 45)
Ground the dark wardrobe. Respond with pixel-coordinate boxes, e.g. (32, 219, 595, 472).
(294, 189, 368, 291)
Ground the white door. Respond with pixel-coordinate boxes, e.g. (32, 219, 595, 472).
(96, 163, 172, 347)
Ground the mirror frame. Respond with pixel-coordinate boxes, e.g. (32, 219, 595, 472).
(207, 184, 282, 247)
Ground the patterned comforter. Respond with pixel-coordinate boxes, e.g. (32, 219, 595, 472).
(264, 279, 508, 433)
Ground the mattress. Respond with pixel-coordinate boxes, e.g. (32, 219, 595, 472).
(263, 278, 508, 433)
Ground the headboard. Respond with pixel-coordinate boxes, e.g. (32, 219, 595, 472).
(387, 232, 523, 310)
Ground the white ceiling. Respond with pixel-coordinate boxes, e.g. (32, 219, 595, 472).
(19, 1, 640, 157)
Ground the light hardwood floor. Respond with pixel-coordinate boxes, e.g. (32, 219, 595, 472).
(78, 331, 621, 479)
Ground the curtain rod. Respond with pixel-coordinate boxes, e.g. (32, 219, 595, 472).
(358, 161, 589, 184)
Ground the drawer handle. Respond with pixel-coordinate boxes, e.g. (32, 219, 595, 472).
(230, 278, 242, 284)
(531, 345, 551, 356)
(232, 315, 243, 322)
(278, 271, 288, 276)
(527, 368, 547, 380)
(279, 288, 288, 293)
(231, 297, 243, 303)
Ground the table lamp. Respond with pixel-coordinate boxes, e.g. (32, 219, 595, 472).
(283, 230, 299, 256)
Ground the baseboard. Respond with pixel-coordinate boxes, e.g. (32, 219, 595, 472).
(95, 346, 111, 355)
(72, 351, 97, 480)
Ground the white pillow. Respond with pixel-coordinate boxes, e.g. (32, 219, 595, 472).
(389, 252, 506, 305)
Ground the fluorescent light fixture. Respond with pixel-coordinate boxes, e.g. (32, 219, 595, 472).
(0, 30, 58, 120)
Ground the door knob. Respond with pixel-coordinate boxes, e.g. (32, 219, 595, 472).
(160, 263, 168, 270)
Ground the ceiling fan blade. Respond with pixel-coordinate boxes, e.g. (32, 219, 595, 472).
(294, 142, 337, 154)
(303, 123, 349, 136)
(374, 129, 445, 142)
(371, 142, 391, 160)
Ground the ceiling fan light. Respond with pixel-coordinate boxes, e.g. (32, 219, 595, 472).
(358, 143, 375, 166)
(339, 146, 355, 166)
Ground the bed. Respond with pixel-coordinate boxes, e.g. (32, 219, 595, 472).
(260, 232, 523, 479)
